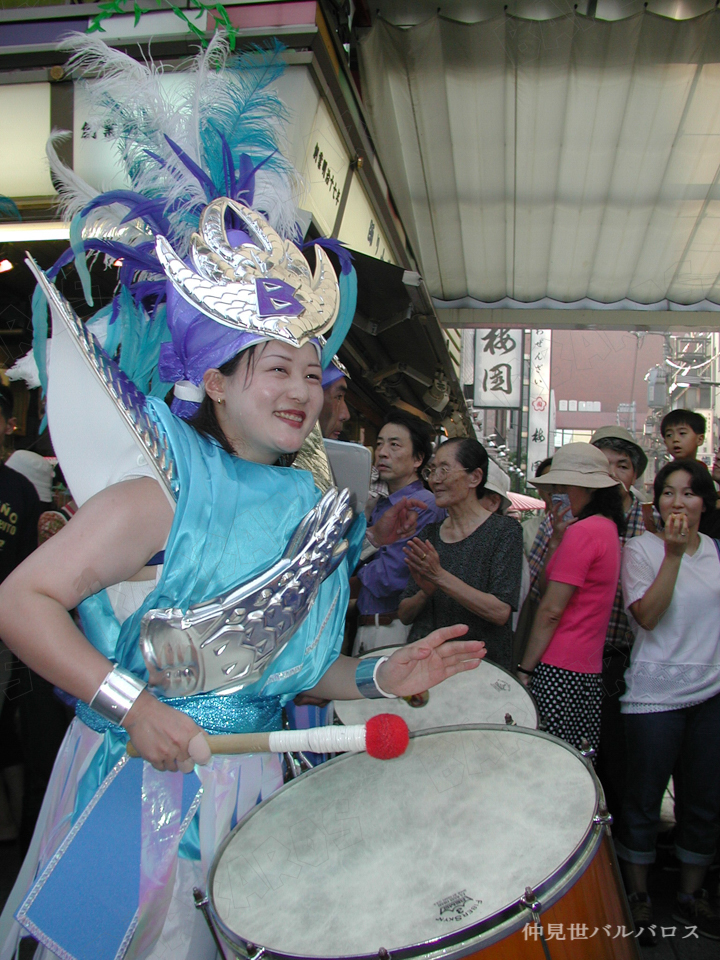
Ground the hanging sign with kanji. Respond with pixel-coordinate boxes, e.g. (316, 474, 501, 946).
(473, 328, 523, 408)
(527, 329, 552, 474)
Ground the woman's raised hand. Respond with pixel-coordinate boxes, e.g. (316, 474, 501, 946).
(549, 499, 574, 549)
(404, 537, 443, 593)
(375, 624, 485, 697)
(123, 691, 211, 772)
(664, 512, 690, 558)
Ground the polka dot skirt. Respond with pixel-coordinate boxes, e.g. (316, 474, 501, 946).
(531, 662, 602, 759)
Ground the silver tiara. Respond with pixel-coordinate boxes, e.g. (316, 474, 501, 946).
(156, 198, 340, 347)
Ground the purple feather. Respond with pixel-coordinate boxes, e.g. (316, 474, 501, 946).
(164, 136, 218, 201)
(303, 236, 353, 276)
(81, 191, 171, 237)
(47, 246, 77, 281)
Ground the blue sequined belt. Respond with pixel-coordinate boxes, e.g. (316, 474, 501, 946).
(76, 690, 283, 738)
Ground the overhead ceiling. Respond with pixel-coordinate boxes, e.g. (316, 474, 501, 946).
(357, 8, 720, 324)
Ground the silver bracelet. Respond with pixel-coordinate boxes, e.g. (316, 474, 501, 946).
(89, 665, 147, 724)
(355, 656, 397, 699)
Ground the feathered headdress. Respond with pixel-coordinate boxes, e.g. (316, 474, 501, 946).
(34, 34, 356, 417)
(29, 33, 357, 505)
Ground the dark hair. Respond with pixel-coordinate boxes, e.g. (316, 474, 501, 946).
(189, 346, 259, 456)
(439, 437, 489, 499)
(382, 410, 433, 474)
(0, 385, 13, 421)
(653, 459, 717, 516)
(592, 437, 643, 477)
(535, 457, 552, 478)
(575, 485, 626, 534)
(660, 408, 706, 437)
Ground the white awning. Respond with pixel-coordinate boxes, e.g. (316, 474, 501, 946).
(358, 11, 720, 311)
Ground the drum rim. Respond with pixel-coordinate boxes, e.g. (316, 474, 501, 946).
(332, 655, 540, 730)
(207, 724, 604, 960)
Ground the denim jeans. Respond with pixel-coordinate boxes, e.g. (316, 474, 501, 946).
(615, 692, 720, 866)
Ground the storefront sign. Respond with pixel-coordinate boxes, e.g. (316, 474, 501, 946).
(298, 98, 350, 237)
(338, 173, 395, 264)
(527, 329, 552, 475)
(696, 408, 713, 465)
(473, 328, 523, 408)
(0, 84, 54, 198)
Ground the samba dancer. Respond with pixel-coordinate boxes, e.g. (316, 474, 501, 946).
(0, 37, 484, 960)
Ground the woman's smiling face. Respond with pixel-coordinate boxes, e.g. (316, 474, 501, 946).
(205, 341, 323, 463)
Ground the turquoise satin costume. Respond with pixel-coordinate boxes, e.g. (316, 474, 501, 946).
(71, 398, 365, 852)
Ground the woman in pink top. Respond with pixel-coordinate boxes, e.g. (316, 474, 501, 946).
(518, 444, 623, 756)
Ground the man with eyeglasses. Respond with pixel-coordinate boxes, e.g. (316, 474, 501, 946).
(353, 411, 444, 655)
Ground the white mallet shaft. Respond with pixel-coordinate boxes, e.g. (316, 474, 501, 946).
(127, 723, 367, 759)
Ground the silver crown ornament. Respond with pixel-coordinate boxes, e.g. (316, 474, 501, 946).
(140, 486, 354, 697)
(156, 198, 340, 347)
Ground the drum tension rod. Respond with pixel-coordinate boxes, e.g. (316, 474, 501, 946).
(594, 803, 613, 830)
(193, 888, 231, 960)
(520, 886, 553, 960)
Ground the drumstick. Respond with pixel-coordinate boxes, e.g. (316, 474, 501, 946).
(126, 713, 410, 762)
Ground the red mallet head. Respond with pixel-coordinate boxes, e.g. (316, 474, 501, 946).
(365, 713, 410, 760)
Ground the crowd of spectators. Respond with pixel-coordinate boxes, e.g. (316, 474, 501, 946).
(516, 408, 720, 943)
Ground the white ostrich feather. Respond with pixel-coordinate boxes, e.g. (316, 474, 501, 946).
(46, 130, 98, 223)
(51, 34, 300, 258)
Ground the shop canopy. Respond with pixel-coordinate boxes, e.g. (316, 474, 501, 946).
(358, 10, 720, 329)
(508, 491, 546, 512)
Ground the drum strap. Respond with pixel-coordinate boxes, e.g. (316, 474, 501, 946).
(16, 757, 202, 960)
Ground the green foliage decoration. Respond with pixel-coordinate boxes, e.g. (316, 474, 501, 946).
(87, 0, 239, 50)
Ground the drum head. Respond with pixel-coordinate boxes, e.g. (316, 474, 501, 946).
(210, 727, 598, 960)
(334, 651, 538, 730)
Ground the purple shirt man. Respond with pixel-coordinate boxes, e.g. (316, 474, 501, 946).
(353, 413, 444, 654)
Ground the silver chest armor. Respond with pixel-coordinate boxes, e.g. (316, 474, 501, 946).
(139, 486, 353, 697)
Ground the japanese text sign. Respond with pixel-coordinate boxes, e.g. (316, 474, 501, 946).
(473, 328, 523, 409)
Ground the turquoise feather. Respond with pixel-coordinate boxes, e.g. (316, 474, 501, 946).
(321, 267, 357, 368)
(70, 212, 94, 307)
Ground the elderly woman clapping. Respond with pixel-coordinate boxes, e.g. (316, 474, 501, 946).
(398, 439, 523, 671)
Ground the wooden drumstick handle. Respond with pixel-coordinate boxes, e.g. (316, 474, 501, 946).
(127, 732, 274, 758)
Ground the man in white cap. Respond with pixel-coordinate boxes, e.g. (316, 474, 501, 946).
(479, 461, 530, 633)
(478, 459, 512, 515)
(590, 425, 647, 827)
(0, 390, 46, 849)
(5, 450, 54, 509)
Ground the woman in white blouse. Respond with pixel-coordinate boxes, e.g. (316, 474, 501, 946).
(617, 459, 720, 941)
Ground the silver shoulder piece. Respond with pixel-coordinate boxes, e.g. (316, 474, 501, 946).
(140, 486, 354, 697)
(25, 255, 178, 506)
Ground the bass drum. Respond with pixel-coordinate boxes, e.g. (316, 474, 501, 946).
(334, 648, 538, 730)
(207, 726, 639, 960)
